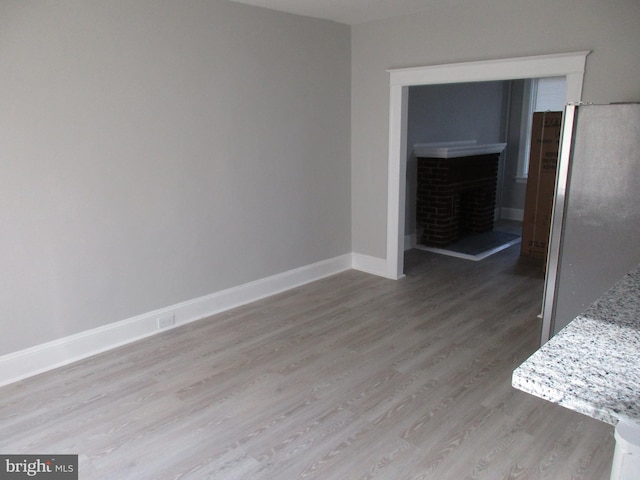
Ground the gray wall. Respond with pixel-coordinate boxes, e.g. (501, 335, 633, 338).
(352, 0, 640, 259)
(0, 0, 351, 355)
(405, 81, 510, 236)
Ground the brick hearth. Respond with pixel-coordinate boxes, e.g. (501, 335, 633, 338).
(417, 154, 499, 247)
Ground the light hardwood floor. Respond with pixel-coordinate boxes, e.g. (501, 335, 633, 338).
(1, 245, 614, 479)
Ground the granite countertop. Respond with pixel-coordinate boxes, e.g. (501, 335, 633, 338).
(512, 265, 640, 426)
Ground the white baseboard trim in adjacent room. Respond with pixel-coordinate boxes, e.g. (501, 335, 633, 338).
(500, 208, 524, 222)
(0, 254, 353, 388)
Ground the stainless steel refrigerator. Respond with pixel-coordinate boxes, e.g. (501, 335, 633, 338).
(543, 103, 640, 338)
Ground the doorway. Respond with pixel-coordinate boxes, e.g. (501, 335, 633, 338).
(385, 52, 589, 343)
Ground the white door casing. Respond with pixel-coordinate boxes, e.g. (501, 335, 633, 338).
(386, 51, 589, 343)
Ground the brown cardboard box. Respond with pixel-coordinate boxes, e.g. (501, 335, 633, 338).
(521, 111, 563, 261)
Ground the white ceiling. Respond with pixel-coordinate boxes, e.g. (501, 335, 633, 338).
(228, 0, 442, 25)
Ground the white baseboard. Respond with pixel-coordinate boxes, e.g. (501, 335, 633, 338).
(500, 208, 524, 222)
(352, 253, 396, 279)
(0, 254, 352, 388)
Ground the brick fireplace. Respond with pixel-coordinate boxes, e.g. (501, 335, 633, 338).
(414, 142, 506, 248)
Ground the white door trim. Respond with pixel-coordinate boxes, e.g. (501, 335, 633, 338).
(386, 51, 589, 342)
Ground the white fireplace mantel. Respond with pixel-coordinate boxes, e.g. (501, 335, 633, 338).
(413, 140, 507, 159)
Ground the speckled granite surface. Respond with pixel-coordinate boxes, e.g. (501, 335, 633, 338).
(513, 265, 640, 426)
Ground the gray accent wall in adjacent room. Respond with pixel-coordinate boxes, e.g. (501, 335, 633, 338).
(0, 0, 351, 356)
(501, 79, 530, 216)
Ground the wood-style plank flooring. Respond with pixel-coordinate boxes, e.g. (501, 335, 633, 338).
(0, 245, 614, 479)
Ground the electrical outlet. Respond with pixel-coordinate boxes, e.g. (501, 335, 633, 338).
(157, 314, 175, 329)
